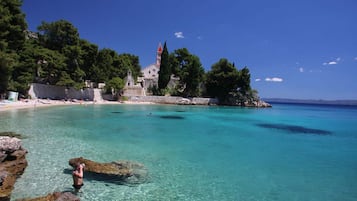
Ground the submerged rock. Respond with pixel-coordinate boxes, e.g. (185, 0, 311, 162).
(257, 123, 332, 135)
(69, 157, 148, 185)
(0, 132, 23, 139)
(15, 192, 80, 201)
(0, 137, 28, 201)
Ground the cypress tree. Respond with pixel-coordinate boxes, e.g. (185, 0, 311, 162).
(158, 42, 171, 90)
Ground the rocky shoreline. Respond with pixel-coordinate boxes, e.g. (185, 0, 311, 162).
(0, 135, 28, 201)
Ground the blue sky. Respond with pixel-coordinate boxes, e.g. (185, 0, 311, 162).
(22, 0, 357, 100)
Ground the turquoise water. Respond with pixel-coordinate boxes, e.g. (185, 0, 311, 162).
(0, 103, 356, 201)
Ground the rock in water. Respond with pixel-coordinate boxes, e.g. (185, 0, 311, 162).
(69, 157, 148, 185)
(0, 137, 22, 154)
(15, 192, 80, 201)
(0, 137, 28, 201)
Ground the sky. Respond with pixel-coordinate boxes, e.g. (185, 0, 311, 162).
(22, 0, 357, 100)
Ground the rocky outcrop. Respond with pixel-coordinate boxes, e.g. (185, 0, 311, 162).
(243, 100, 272, 107)
(0, 136, 28, 201)
(223, 95, 272, 107)
(15, 192, 79, 201)
(69, 157, 148, 185)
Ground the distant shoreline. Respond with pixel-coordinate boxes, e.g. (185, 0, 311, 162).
(263, 98, 357, 106)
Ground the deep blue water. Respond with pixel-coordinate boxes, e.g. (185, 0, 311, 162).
(0, 103, 356, 201)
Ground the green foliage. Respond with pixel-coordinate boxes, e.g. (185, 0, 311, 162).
(158, 42, 171, 90)
(170, 48, 204, 97)
(205, 58, 240, 102)
(34, 45, 67, 85)
(56, 71, 75, 87)
(148, 84, 164, 96)
(106, 77, 124, 94)
(93, 48, 114, 82)
(119, 54, 142, 80)
(0, 51, 17, 94)
(0, 0, 27, 51)
(79, 39, 98, 80)
(0, 0, 26, 96)
(237, 67, 251, 95)
(38, 20, 79, 51)
(120, 96, 129, 101)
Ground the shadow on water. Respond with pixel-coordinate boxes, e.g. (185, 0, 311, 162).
(63, 168, 138, 186)
(256, 123, 332, 135)
(111, 111, 123, 114)
(159, 115, 185, 120)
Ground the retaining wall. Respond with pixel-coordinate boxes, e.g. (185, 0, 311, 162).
(27, 83, 217, 105)
(127, 96, 218, 105)
(28, 83, 106, 101)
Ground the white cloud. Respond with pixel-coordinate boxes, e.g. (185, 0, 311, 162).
(323, 57, 340, 65)
(174, 32, 184, 39)
(299, 67, 304, 73)
(328, 61, 337, 65)
(255, 78, 261, 82)
(265, 77, 283, 82)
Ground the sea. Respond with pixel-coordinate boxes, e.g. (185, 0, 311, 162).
(0, 103, 356, 201)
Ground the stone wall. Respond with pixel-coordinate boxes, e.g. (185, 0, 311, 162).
(27, 84, 219, 105)
(28, 83, 105, 101)
(28, 83, 66, 99)
(127, 96, 218, 105)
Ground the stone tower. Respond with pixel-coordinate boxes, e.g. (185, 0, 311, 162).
(156, 43, 163, 66)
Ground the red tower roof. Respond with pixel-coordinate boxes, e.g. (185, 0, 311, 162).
(157, 43, 163, 53)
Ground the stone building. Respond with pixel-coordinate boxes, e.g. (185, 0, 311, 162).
(122, 43, 179, 96)
(122, 70, 145, 96)
(140, 43, 163, 92)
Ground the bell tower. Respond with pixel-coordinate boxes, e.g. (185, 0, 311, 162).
(156, 43, 163, 67)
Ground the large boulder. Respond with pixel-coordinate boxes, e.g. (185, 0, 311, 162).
(0, 136, 28, 201)
(69, 157, 148, 185)
(15, 192, 80, 201)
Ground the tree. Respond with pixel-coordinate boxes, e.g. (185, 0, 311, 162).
(92, 48, 114, 83)
(0, 0, 27, 96)
(10, 40, 38, 95)
(56, 71, 75, 88)
(79, 39, 98, 80)
(0, 0, 27, 51)
(37, 20, 80, 51)
(0, 51, 17, 95)
(170, 48, 204, 97)
(237, 67, 251, 95)
(183, 55, 204, 97)
(34, 46, 66, 85)
(158, 42, 171, 90)
(62, 45, 85, 88)
(205, 58, 240, 102)
(112, 53, 142, 80)
(105, 77, 124, 99)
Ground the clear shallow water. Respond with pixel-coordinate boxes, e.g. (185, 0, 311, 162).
(0, 103, 356, 201)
